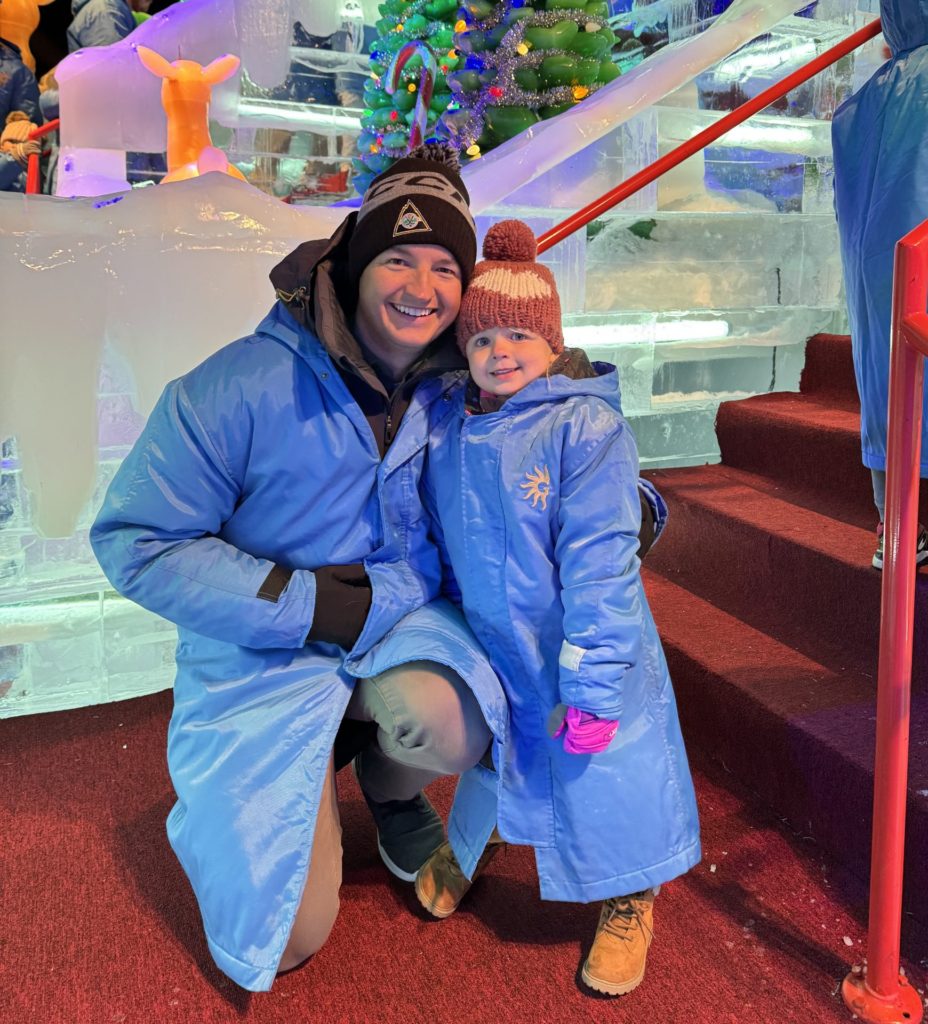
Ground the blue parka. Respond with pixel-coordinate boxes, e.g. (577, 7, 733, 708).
(366, 364, 701, 902)
(832, 0, 928, 475)
(67, 0, 136, 51)
(91, 295, 508, 989)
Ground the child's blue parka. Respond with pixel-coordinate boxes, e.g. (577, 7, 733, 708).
(375, 361, 701, 901)
(90, 299, 508, 992)
(832, 0, 928, 475)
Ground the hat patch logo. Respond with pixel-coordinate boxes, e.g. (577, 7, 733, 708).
(393, 200, 431, 237)
(520, 465, 551, 511)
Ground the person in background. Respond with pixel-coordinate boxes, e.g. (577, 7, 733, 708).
(66, 0, 135, 51)
(832, 0, 928, 570)
(36, 66, 57, 193)
(0, 31, 40, 192)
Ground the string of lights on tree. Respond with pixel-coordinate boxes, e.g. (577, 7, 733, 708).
(440, 0, 620, 161)
(352, 0, 461, 195)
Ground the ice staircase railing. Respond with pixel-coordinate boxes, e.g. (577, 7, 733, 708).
(535, 17, 882, 253)
(527, 17, 926, 1024)
(837, 219, 928, 1024)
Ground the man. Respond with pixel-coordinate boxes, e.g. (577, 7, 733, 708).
(832, 0, 928, 569)
(91, 144, 507, 992)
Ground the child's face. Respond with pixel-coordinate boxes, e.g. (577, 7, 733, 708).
(465, 326, 557, 397)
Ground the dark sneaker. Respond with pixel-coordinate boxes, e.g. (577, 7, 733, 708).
(873, 522, 928, 570)
(581, 889, 656, 997)
(353, 753, 445, 882)
(415, 832, 505, 918)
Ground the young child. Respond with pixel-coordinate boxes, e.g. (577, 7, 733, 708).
(401, 219, 701, 997)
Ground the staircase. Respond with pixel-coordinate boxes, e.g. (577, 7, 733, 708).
(643, 333, 928, 922)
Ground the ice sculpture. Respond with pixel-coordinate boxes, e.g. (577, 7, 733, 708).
(137, 47, 246, 184)
(0, 175, 342, 539)
(55, 0, 352, 195)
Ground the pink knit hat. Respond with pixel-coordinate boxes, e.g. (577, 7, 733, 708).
(456, 220, 564, 354)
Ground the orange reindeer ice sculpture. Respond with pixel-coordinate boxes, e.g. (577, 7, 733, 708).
(0, 0, 54, 71)
(137, 46, 247, 185)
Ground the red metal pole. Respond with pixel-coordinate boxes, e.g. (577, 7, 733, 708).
(841, 227, 928, 1024)
(536, 19, 882, 255)
(24, 119, 60, 196)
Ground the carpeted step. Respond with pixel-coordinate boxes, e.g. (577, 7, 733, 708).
(715, 391, 877, 520)
(799, 334, 859, 402)
(643, 569, 928, 925)
(644, 463, 928, 691)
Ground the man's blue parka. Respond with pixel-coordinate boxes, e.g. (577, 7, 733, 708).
(364, 361, 701, 901)
(833, 0, 928, 475)
(90, 230, 508, 992)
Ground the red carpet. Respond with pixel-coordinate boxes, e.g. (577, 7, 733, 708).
(644, 334, 928, 923)
(1, 689, 925, 1024)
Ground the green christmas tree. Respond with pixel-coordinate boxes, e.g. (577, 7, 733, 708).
(441, 0, 620, 161)
(352, 0, 462, 195)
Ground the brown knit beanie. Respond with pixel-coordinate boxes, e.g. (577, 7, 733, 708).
(456, 220, 563, 354)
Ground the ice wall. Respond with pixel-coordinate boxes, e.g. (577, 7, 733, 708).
(0, 175, 341, 539)
(56, 0, 348, 158)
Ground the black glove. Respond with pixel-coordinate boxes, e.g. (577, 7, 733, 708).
(637, 490, 657, 560)
(307, 563, 373, 650)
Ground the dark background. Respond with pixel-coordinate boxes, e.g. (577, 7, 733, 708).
(30, 0, 181, 78)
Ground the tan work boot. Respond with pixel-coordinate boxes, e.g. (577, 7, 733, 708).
(581, 888, 656, 996)
(415, 832, 504, 918)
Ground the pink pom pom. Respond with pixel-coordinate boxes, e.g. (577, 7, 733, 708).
(482, 219, 537, 263)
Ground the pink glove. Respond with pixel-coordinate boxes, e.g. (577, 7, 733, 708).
(551, 705, 619, 755)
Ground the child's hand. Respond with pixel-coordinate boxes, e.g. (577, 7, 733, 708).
(549, 704, 619, 755)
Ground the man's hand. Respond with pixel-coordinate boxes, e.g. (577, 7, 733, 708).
(307, 563, 373, 650)
(1, 112, 40, 169)
(7, 140, 40, 168)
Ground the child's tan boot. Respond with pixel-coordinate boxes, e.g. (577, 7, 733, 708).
(581, 888, 656, 996)
(414, 832, 504, 918)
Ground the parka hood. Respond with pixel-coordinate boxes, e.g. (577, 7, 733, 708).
(881, 0, 928, 57)
(468, 348, 622, 414)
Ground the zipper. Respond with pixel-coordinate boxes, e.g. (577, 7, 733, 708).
(384, 410, 393, 449)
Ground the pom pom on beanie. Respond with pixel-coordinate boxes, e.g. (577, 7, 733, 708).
(456, 219, 563, 353)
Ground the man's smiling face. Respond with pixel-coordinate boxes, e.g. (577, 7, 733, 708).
(354, 244, 462, 375)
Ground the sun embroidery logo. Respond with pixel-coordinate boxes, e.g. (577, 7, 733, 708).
(520, 465, 551, 510)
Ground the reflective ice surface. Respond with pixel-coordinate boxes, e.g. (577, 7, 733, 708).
(0, 177, 342, 715)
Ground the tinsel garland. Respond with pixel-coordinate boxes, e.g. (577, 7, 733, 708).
(445, 2, 608, 150)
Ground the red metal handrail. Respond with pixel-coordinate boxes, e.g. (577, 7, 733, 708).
(840, 225, 928, 1024)
(25, 118, 59, 195)
(537, 18, 882, 255)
